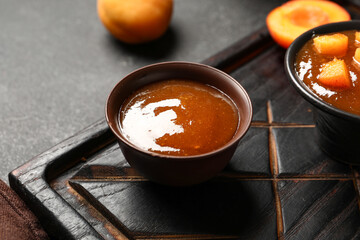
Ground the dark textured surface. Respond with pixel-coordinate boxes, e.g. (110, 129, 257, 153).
(8, 1, 360, 239)
(273, 127, 351, 177)
(278, 180, 360, 240)
(0, 0, 283, 183)
(226, 127, 271, 176)
(72, 180, 277, 238)
(231, 46, 314, 124)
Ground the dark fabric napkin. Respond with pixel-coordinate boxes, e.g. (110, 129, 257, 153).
(0, 180, 49, 240)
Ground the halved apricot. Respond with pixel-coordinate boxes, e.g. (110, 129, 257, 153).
(266, 1, 351, 49)
(319, 58, 351, 88)
(313, 33, 348, 56)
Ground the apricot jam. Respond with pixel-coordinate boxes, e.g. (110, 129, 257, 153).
(295, 30, 360, 115)
(119, 79, 239, 156)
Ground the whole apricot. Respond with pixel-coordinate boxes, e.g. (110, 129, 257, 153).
(97, 0, 173, 44)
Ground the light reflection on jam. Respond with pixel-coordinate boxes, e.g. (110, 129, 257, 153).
(298, 59, 312, 80)
(119, 80, 239, 156)
(311, 82, 336, 98)
(121, 98, 184, 153)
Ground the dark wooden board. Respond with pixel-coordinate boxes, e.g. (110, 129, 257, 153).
(9, 2, 360, 239)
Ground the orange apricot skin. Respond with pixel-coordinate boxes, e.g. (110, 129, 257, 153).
(97, 0, 173, 44)
(319, 58, 351, 89)
(313, 33, 348, 56)
(266, 1, 351, 49)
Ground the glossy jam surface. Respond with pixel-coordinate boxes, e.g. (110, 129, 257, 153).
(119, 80, 239, 156)
(295, 30, 360, 115)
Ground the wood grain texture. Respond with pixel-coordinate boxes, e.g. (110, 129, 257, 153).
(9, 120, 115, 240)
(70, 180, 277, 239)
(278, 180, 360, 240)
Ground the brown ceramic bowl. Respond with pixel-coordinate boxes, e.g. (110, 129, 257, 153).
(106, 61, 252, 186)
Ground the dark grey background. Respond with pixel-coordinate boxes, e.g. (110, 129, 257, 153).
(0, 0, 283, 183)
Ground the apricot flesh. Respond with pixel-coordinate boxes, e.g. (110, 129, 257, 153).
(319, 58, 351, 88)
(97, 0, 173, 44)
(313, 33, 348, 56)
(266, 1, 351, 48)
(354, 48, 360, 63)
(356, 32, 360, 43)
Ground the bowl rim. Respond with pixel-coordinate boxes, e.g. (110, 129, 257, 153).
(285, 20, 360, 122)
(105, 61, 253, 160)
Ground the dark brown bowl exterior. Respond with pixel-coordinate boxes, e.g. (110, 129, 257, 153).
(285, 21, 360, 165)
(106, 61, 252, 186)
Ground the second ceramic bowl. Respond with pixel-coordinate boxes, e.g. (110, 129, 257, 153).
(285, 21, 360, 165)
